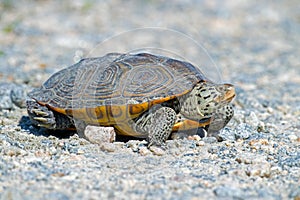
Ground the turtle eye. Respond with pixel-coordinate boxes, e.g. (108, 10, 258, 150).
(215, 85, 225, 93)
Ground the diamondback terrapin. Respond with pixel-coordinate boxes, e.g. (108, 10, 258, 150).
(27, 53, 235, 146)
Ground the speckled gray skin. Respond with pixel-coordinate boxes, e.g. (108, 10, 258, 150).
(0, 1, 299, 200)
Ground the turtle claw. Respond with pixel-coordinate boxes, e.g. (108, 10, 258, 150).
(33, 117, 48, 123)
(38, 123, 55, 129)
(32, 109, 49, 117)
(33, 116, 56, 128)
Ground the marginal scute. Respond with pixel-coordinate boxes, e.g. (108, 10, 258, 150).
(43, 69, 66, 89)
(85, 106, 105, 121)
(128, 103, 149, 116)
(28, 88, 55, 103)
(107, 105, 123, 119)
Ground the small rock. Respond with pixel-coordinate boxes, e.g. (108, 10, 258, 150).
(187, 134, 201, 141)
(246, 163, 271, 178)
(202, 137, 217, 143)
(149, 146, 165, 156)
(234, 123, 253, 140)
(126, 140, 140, 152)
(249, 138, 269, 147)
(84, 126, 116, 144)
(245, 111, 259, 127)
(217, 127, 236, 141)
(257, 121, 266, 132)
(49, 146, 58, 155)
(267, 107, 274, 113)
(3, 146, 27, 157)
(113, 142, 125, 149)
(196, 141, 205, 146)
(139, 146, 151, 156)
(100, 143, 116, 152)
(214, 186, 244, 199)
(76, 148, 85, 155)
(288, 134, 298, 141)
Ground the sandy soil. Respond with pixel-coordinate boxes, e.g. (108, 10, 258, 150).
(0, 1, 299, 199)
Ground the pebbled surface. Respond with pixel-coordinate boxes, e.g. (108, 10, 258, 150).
(0, 1, 299, 199)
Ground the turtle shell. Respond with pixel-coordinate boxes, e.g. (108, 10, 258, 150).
(29, 53, 208, 135)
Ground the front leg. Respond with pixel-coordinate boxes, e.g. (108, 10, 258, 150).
(133, 106, 177, 147)
(207, 104, 234, 136)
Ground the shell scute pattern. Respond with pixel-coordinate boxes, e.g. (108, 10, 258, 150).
(121, 53, 157, 67)
(30, 53, 206, 126)
(43, 68, 66, 89)
(84, 64, 122, 101)
(121, 65, 174, 98)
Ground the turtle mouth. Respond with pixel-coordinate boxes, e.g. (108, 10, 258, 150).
(214, 83, 236, 103)
(223, 83, 236, 102)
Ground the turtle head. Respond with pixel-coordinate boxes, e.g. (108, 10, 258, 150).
(180, 82, 235, 121)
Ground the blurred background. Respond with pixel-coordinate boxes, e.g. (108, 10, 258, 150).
(0, 0, 299, 87)
(0, 1, 299, 199)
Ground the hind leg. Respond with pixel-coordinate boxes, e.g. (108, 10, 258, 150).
(26, 99, 74, 130)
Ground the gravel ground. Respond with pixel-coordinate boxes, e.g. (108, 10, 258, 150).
(0, 0, 299, 199)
